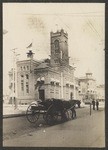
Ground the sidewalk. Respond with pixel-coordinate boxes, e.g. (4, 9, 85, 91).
(3, 104, 28, 118)
(3, 102, 105, 118)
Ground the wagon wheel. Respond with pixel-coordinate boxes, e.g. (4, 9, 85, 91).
(26, 103, 40, 123)
(43, 112, 47, 121)
(44, 109, 58, 125)
(61, 110, 69, 122)
(45, 111, 58, 125)
(65, 110, 70, 120)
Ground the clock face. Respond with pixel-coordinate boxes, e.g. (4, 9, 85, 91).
(54, 40, 59, 53)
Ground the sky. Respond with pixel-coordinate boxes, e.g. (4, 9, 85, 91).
(3, 3, 105, 95)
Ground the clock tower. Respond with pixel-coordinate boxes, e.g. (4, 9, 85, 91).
(50, 29, 69, 66)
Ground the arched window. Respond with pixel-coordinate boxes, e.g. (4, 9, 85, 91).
(54, 40, 59, 53)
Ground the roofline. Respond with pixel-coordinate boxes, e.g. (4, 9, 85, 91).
(34, 67, 60, 75)
(17, 59, 40, 64)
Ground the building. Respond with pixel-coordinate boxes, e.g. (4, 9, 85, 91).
(9, 29, 79, 104)
(96, 84, 105, 101)
(78, 70, 97, 102)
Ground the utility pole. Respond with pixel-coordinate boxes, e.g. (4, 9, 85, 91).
(90, 103, 91, 116)
(11, 48, 20, 109)
(73, 76, 76, 99)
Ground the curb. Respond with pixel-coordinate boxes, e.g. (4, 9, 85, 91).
(3, 110, 46, 119)
(3, 107, 90, 119)
(3, 113, 26, 119)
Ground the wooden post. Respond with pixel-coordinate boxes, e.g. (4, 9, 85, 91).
(90, 103, 91, 115)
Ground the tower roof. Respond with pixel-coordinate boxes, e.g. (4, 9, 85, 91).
(86, 69, 92, 74)
(50, 29, 68, 38)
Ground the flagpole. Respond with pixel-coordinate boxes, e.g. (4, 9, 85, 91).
(32, 38, 33, 51)
(26, 40, 34, 73)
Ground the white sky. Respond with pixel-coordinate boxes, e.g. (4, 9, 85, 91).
(3, 3, 105, 94)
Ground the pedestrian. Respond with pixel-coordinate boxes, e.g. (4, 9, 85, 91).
(96, 100, 99, 110)
(92, 99, 95, 110)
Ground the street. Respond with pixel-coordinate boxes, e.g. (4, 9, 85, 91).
(3, 106, 105, 147)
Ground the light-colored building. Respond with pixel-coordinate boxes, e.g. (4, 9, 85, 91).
(9, 29, 79, 104)
(78, 70, 97, 102)
(96, 84, 105, 101)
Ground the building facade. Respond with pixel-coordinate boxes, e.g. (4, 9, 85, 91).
(96, 84, 105, 101)
(8, 29, 105, 105)
(9, 29, 79, 104)
(78, 71, 97, 102)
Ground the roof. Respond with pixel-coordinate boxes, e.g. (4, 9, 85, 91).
(79, 76, 96, 81)
(35, 62, 49, 69)
(79, 77, 87, 80)
(86, 69, 92, 74)
(97, 84, 104, 88)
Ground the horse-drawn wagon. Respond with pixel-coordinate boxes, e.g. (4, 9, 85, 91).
(26, 98, 77, 125)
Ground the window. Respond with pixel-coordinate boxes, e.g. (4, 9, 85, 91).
(50, 89, 54, 93)
(13, 83, 15, 93)
(55, 59, 59, 63)
(66, 83, 69, 87)
(24, 66, 25, 70)
(51, 81, 54, 85)
(27, 66, 29, 70)
(21, 75, 24, 91)
(56, 89, 59, 94)
(54, 40, 59, 53)
(56, 82, 59, 86)
(21, 81, 24, 91)
(70, 92, 73, 99)
(26, 82, 29, 93)
(10, 83, 13, 88)
(21, 75, 24, 78)
(70, 85, 73, 88)
(26, 74, 29, 79)
(37, 81, 40, 84)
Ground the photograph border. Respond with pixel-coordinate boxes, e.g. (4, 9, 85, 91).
(1, 0, 107, 150)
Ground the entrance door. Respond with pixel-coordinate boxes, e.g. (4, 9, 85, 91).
(39, 89, 45, 101)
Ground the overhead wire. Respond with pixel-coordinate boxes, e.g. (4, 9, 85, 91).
(28, 9, 104, 58)
(79, 6, 104, 42)
(24, 11, 104, 16)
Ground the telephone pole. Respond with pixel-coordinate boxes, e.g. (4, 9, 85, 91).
(11, 48, 20, 109)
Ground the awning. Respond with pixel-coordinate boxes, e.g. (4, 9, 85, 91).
(69, 82, 74, 85)
(55, 79, 60, 83)
(87, 89, 90, 91)
(37, 78, 41, 81)
(51, 78, 55, 82)
(41, 77, 45, 81)
(75, 85, 79, 87)
(66, 82, 70, 85)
